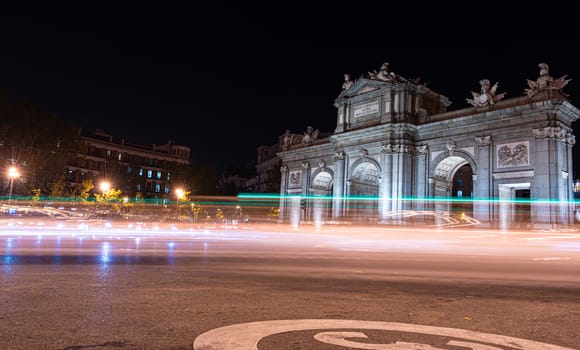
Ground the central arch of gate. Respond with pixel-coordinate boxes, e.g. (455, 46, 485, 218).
(348, 157, 380, 222)
(430, 151, 477, 220)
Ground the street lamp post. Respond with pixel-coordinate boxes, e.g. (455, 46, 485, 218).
(7, 166, 20, 206)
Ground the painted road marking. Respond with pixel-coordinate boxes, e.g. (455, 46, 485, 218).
(314, 331, 443, 349)
(193, 319, 574, 350)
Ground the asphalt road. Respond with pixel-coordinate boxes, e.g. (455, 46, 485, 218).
(1, 220, 580, 349)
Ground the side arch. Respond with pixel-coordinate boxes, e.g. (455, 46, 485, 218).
(309, 167, 335, 225)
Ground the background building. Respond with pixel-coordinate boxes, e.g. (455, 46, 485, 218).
(66, 129, 190, 200)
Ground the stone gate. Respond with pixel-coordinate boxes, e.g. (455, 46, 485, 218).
(278, 62, 579, 228)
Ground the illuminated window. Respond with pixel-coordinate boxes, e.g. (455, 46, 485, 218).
(156, 171, 162, 179)
(139, 168, 143, 176)
(118, 152, 122, 161)
(167, 172, 171, 180)
(164, 185, 169, 193)
(147, 170, 152, 178)
(136, 184, 141, 191)
(127, 166, 132, 173)
(107, 150, 111, 158)
(155, 183, 161, 192)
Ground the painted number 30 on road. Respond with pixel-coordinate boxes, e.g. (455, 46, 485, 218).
(193, 319, 574, 350)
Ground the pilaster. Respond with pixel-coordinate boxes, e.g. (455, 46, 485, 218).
(474, 135, 492, 224)
(332, 150, 346, 220)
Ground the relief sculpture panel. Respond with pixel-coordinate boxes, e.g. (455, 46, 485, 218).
(496, 141, 529, 168)
(289, 170, 302, 188)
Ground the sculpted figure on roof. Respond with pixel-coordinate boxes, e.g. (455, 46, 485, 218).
(524, 63, 571, 97)
(342, 73, 354, 90)
(466, 79, 506, 107)
(368, 62, 399, 83)
(301, 126, 319, 146)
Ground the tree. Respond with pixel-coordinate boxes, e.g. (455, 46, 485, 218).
(74, 179, 94, 201)
(0, 94, 80, 197)
(95, 186, 123, 214)
(168, 162, 220, 196)
(50, 175, 68, 198)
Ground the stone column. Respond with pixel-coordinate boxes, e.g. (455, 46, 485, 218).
(391, 144, 414, 212)
(532, 127, 559, 228)
(414, 145, 428, 211)
(345, 179, 352, 218)
(279, 165, 288, 222)
(427, 177, 435, 211)
(335, 103, 348, 133)
(380, 91, 394, 124)
(332, 151, 346, 220)
(380, 143, 393, 220)
(402, 145, 414, 210)
(557, 129, 574, 225)
(567, 132, 576, 223)
(300, 161, 311, 222)
(474, 135, 492, 225)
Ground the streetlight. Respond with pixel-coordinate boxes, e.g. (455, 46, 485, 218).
(98, 181, 111, 214)
(7, 166, 20, 206)
(175, 188, 184, 220)
(100, 181, 111, 200)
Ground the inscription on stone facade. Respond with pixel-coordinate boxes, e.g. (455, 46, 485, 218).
(493, 170, 534, 179)
(497, 141, 529, 168)
(289, 170, 302, 188)
(353, 101, 379, 118)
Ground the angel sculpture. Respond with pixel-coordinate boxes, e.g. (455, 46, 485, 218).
(282, 130, 293, 151)
(524, 63, 571, 97)
(342, 73, 354, 90)
(301, 126, 319, 146)
(466, 79, 506, 107)
(367, 62, 398, 83)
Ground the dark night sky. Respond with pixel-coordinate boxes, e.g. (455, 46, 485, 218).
(1, 8, 579, 174)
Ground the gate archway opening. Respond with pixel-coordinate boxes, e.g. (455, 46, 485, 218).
(498, 182, 531, 230)
(433, 156, 473, 221)
(348, 162, 380, 222)
(309, 171, 333, 226)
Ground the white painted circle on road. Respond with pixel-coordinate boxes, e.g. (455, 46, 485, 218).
(193, 319, 573, 350)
